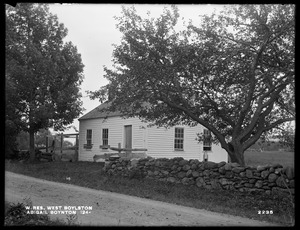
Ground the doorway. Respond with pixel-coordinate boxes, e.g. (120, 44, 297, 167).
(124, 125, 132, 150)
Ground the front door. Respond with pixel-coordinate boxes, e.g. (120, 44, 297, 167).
(124, 125, 132, 150)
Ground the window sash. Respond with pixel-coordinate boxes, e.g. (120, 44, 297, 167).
(102, 129, 108, 146)
(174, 128, 184, 150)
(86, 129, 92, 144)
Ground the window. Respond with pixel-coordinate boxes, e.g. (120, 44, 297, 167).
(174, 127, 184, 151)
(84, 129, 93, 149)
(102, 128, 109, 146)
(203, 129, 212, 151)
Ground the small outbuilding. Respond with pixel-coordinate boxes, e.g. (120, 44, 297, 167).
(78, 102, 228, 163)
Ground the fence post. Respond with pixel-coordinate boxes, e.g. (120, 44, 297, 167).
(118, 143, 121, 155)
(61, 133, 63, 154)
(46, 136, 48, 153)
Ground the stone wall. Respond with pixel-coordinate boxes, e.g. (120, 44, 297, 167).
(103, 157, 294, 196)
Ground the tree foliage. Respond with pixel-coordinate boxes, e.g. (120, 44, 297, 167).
(273, 122, 295, 151)
(6, 3, 84, 160)
(89, 5, 295, 165)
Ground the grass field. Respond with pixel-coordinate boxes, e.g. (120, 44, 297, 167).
(5, 159, 294, 226)
(244, 150, 294, 168)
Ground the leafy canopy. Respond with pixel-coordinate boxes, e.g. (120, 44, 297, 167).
(6, 3, 85, 134)
(89, 5, 295, 161)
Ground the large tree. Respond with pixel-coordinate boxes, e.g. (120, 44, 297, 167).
(6, 3, 84, 161)
(89, 5, 295, 165)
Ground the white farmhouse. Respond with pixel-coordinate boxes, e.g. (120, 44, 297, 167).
(78, 103, 228, 163)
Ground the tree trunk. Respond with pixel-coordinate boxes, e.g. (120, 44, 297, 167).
(29, 129, 35, 161)
(227, 141, 245, 166)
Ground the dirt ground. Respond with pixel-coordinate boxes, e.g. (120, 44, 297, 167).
(5, 171, 279, 226)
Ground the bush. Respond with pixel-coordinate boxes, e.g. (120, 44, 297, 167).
(5, 201, 66, 226)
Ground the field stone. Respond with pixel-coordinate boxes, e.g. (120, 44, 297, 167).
(182, 164, 191, 171)
(186, 170, 193, 177)
(276, 176, 287, 188)
(255, 180, 263, 188)
(218, 166, 226, 174)
(130, 159, 139, 167)
(155, 161, 160, 167)
(225, 171, 233, 178)
(232, 167, 245, 174)
(275, 168, 283, 175)
(224, 163, 232, 171)
(194, 159, 200, 164)
(162, 170, 169, 176)
(265, 190, 272, 195)
(268, 173, 278, 183)
(191, 164, 197, 170)
(177, 171, 186, 179)
(196, 177, 205, 187)
(257, 165, 269, 172)
(171, 165, 177, 171)
(268, 182, 276, 187)
(204, 161, 218, 169)
(179, 160, 189, 166)
(198, 164, 205, 171)
(239, 172, 246, 177)
(217, 161, 226, 167)
(261, 170, 270, 179)
(181, 177, 189, 185)
(211, 179, 221, 189)
(284, 166, 294, 179)
(234, 183, 243, 189)
(192, 171, 200, 178)
(253, 172, 261, 177)
(244, 183, 254, 188)
(204, 184, 212, 190)
(167, 177, 176, 183)
(246, 169, 253, 178)
(219, 178, 230, 186)
(262, 186, 271, 190)
(211, 172, 220, 178)
(269, 167, 275, 173)
(230, 163, 240, 167)
(249, 178, 256, 184)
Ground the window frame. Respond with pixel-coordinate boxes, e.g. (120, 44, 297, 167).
(203, 129, 212, 151)
(84, 129, 93, 149)
(174, 127, 184, 151)
(101, 128, 109, 149)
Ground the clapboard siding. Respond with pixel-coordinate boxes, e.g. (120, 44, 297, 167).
(79, 116, 147, 161)
(146, 125, 203, 160)
(79, 116, 228, 162)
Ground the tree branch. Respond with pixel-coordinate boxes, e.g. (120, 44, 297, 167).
(159, 94, 231, 153)
(233, 30, 271, 138)
(263, 117, 295, 133)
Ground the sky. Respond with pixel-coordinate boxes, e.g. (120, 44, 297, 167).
(47, 3, 225, 134)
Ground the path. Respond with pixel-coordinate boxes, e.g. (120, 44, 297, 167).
(5, 171, 279, 226)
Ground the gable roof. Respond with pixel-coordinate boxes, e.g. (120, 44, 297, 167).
(78, 102, 123, 121)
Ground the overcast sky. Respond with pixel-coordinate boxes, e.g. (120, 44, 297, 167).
(47, 3, 225, 134)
